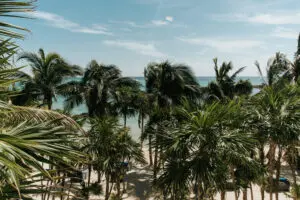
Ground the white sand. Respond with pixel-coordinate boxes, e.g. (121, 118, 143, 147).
(85, 147, 294, 199)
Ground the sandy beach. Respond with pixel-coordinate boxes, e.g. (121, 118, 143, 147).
(85, 147, 295, 200)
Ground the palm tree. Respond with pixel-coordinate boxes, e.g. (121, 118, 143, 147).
(206, 58, 252, 100)
(248, 85, 300, 200)
(284, 33, 300, 83)
(0, 0, 34, 39)
(255, 52, 290, 87)
(144, 61, 200, 177)
(0, 67, 83, 130)
(112, 86, 140, 127)
(285, 143, 299, 200)
(136, 91, 151, 146)
(16, 48, 82, 109)
(155, 101, 257, 200)
(145, 61, 201, 107)
(60, 60, 139, 117)
(88, 117, 146, 200)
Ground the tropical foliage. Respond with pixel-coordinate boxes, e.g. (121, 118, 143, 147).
(59, 60, 140, 117)
(205, 58, 253, 100)
(0, 0, 34, 39)
(3, 1, 300, 199)
(14, 48, 83, 109)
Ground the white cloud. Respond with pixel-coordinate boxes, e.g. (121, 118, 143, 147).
(110, 16, 174, 28)
(247, 13, 300, 25)
(214, 12, 300, 25)
(151, 16, 174, 26)
(151, 20, 169, 26)
(178, 37, 263, 53)
(165, 16, 174, 22)
(103, 40, 166, 58)
(30, 11, 112, 35)
(272, 27, 299, 39)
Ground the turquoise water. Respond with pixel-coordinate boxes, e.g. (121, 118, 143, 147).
(53, 76, 263, 139)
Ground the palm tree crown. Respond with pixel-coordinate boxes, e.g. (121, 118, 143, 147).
(206, 58, 252, 100)
(144, 61, 200, 108)
(60, 60, 140, 117)
(16, 48, 82, 109)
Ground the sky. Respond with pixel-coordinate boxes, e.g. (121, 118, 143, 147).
(13, 0, 300, 76)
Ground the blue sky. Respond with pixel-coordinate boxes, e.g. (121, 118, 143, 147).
(15, 0, 300, 76)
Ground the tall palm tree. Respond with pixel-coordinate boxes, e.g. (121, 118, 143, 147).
(16, 48, 83, 109)
(206, 58, 252, 100)
(248, 85, 300, 200)
(144, 61, 200, 178)
(60, 60, 140, 117)
(155, 101, 257, 200)
(136, 91, 151, 145)
(112, 86, 141, 127)
(87, 117, 146, 200)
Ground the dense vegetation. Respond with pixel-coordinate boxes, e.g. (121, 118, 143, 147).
(2, 1, 300, 200)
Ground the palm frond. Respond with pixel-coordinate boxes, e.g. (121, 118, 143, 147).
(0, 0, 35, 39)
(0, 100, 84, 132)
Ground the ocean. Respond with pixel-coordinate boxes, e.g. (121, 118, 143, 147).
(53, 76, 263, 139)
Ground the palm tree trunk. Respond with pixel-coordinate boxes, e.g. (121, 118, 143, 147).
(124, 114, 127, 127)
(140, 117, 144, 148)
(105, 174, 110, 200)
(289, 161, 297, 200)
(60, 172, 66, 200)
(275, 146, 283, 200)
(88, 164, 92, 187)
(250, 183, 254, 200)
(268, 141, 276, 200)
(153, 132, 158, 180)
(243, 188, 247, 200)
(221, 191, 226, 200)
(259, 144, 265, 200)
(149, 135, 153, 166)
(97, 170, 101, 183)
(46, 96, 52, 110)
(230, 166, 238, 200)
(116, 176, 121, 199)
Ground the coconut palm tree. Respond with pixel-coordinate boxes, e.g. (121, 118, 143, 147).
(16, 48, 83, 109)
(59, 60, 140, 117)
(144, 61, 201, 177)
(87, 117, 146, 200)
(112, 86, 141, 127)
(248, 85, 300, 200)
(155, 101, 257, 200)
(206, 58, 252, 100)
(136, 91, 151, 145)
(0, 66, 83, 130)
(145, 61, 201, 108)
(284, 33, 300, 83)
(255, 52, 290, 87)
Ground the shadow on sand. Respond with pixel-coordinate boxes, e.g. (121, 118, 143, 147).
(124, 165, 153, 200)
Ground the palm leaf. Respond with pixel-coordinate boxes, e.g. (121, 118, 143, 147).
(0, 0, 35, 39)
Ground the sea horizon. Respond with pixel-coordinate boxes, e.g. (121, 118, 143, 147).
(53, 76, 264, 140)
